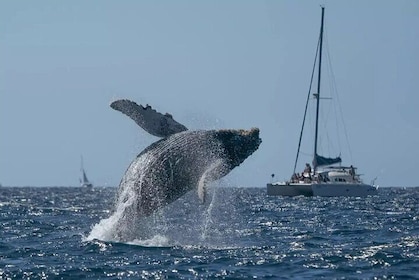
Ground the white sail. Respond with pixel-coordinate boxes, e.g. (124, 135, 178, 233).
(80, 156, 93, 188)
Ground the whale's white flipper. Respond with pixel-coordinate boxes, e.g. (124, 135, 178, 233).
(110, 99, 188, 138)
(197, 159, 224, 204)
(197, 182, 207, 204)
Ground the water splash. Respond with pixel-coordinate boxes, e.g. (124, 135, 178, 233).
(201, 185, 218, 241)
(86, 152, 157, 242)
(86, 154, 230, 246)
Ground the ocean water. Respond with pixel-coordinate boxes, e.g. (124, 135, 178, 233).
(0, 186, 418, 279)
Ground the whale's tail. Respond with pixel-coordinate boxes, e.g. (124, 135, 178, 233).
(110, 99, 188, 138)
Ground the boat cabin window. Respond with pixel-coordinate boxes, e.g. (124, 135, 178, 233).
(334, 178, 346, 182)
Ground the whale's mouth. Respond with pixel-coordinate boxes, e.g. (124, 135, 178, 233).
(241, 127, 261, 146)
(241, 127, 262, 157)
(213, 128, 261, 169)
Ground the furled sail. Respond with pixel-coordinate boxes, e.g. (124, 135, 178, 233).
(314, 154, 342, 167)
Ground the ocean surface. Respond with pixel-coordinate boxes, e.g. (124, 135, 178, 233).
(0, 186, 418, 279)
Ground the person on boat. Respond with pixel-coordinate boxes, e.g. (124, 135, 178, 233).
(293, 173, 303, 183)
(349, 165, 355, 179)
(304, 163, 312, 176)
(304, 163, 311, 173)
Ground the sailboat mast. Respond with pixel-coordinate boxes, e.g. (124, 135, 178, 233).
(313, 6, 325, 171)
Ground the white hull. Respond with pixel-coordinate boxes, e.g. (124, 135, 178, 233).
(311, 183, 377, 197)
(267, 182, 377, 197)
(267, 183, 313, 196)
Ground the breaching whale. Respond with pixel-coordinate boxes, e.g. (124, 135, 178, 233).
(110, 99, 261, 220)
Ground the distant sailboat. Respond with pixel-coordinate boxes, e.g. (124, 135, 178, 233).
(80, 156, 93, 188)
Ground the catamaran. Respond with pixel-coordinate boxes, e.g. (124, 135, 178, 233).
(267, 7, 378, 197)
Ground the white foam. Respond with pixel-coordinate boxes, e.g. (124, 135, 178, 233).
(85, 212, 120, 242)
(85, 185, 135, 242)
(127, 234, 171, 247)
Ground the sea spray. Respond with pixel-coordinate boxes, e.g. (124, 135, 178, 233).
(85, 188, 140, 242)
(201, 185, 217, 241)
(86, 185, 240, 248)
(87, 156, 220, 244)
(86, 152, 157, 242)
(194, 159, 226, 241)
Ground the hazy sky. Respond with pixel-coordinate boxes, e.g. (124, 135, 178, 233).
(1, 1, 418, 187)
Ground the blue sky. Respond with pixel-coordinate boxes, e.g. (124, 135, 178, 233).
(1, 1, 418, 187)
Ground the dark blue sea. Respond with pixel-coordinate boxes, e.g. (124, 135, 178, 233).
(0, 186, 418, 279)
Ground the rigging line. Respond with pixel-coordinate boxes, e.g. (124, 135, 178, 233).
(323, 28, 339, 157)
(293, 34, 321, 175)
(324, 30, 353, 162)
(322, 28, 340, 156)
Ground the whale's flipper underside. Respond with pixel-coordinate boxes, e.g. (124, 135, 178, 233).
(196, 159, 225, 204)
(110, 99, 188, 138)
(197, 182, 207, 204)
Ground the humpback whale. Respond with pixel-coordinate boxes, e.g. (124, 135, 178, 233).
(110, 99, 261, 221)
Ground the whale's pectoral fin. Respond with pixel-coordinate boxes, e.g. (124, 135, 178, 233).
(197, 182, 207, 204)
(110, 99, 188, 138)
